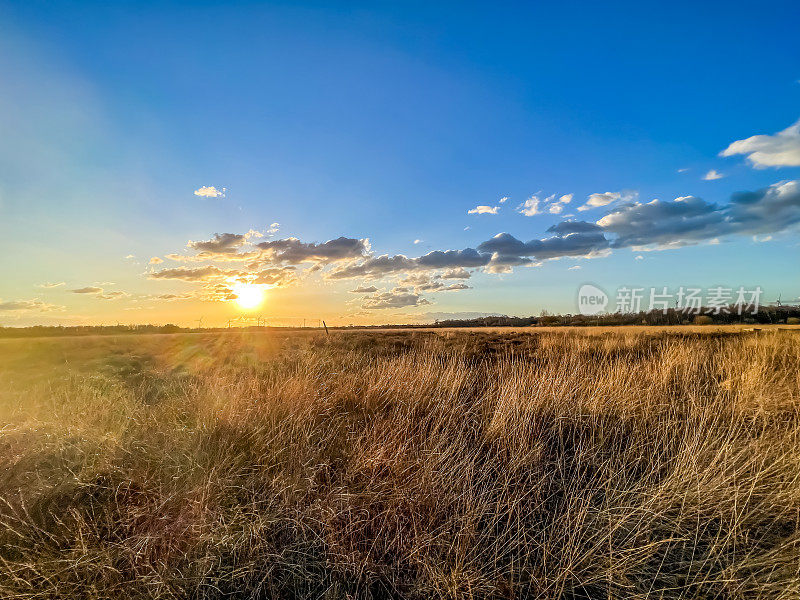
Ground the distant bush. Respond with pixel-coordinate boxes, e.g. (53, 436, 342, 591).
(693, 315, 714, 325)
(787, 317, 800, 325)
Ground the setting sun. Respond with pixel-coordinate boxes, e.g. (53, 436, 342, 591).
(232, 283, 265, 310)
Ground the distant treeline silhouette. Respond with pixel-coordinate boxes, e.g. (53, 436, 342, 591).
(1, 305, 798, 337)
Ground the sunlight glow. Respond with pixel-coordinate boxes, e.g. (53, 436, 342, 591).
(232, 283, 266, 310)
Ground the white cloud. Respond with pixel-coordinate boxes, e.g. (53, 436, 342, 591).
(517, 195, 542, 216)
(149, 256, 163, 264)
(635, 255, 644, 260)
(37, 281, 65, 288)
(677, 168, 690, 173)
(578, 190, 637, 211)
(548, 193, 573, 214)
(498, 196, 508, 204)
(703, 169, 725, 180)
(721, 119, 800, 168)
(568, 265, 581, 270)
(468, 205, 500, 215)
(194, 185, 226, 198)
(413, 239, 422, 244)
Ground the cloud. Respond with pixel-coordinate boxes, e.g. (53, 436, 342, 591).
(37, 281, 65, 288)
(251, 267, 297, 287)
(468, 205, 500, 215)
(149, 257, 163, 265)
(148, 266, 237, 282)
(0, 298, 63, 312)
(548, 194, 573, 214)
(71, 286, 103, 294)
(188, 233, 248, 253)
(413, 239, 422, 244)
(721, 119, 800, 168)
(99, 291, 129, 300)
(349, 285, 379, 293)
(328, 248, 490, 280)
(440, 283, 471, 291)
(498, 196, 508, 204)
(268, 222, 280, 234)
(635, 255, 644, 260)
(518, 193, 572, 216)
(438, 267, 471, 279)
(677, 168, 690, 173)
(477, 227, 610, 261)
(194, 185, 226, 198)
(597, 180, 800, 249)
(578, 190, 637, 212)
(568, 265, 581, 270)
(256, 236, 370, 264)
(517, 195, 542, 216)
(362, 288, 431, 309)
(703, 169, 725, 180)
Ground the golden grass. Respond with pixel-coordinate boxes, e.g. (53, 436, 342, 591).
(0, 329, 798, 599)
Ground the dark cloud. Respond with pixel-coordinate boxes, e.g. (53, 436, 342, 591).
(256, 236, 369, 264)
(477, 230, 609, 261)
(329, 248, 491, 280)
(349, 285, 379, 293)
(361, 289, 432, 310)
(598, 180, 800, 248)
(188, 233, 247, 254)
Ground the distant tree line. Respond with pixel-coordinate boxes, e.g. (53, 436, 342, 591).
(1, 305, 798, 338)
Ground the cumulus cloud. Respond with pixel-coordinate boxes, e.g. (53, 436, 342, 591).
(703, 169, 725, 180)
(438, 267, 471, 279)
(468, 205, 500, 215)
(328, 248, 490, 280)
(721, 119, 800, 168)
(71, 286, 103, 294)
(256, 236, 370, 264)
(517, 195, 542, 216)
(518, 193, 573, 216)
(37, 281, 64, 288)
(578, 190, 637, 212)
(149, 257, 163, 265)
(188, 233, 248, 254)
(597, 180, 800, 249)
(194, 185, 226, 198)
(361, 288, 431, 309)
(548, 194, 573, 214)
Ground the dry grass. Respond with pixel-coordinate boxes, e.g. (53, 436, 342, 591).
(0, 329, 798, 599)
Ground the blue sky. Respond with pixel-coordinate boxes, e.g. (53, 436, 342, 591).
(1, 1, 799, 326)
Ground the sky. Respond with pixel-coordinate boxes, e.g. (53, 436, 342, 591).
(1, 0, 799, 327)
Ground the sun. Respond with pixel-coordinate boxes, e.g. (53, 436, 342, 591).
(232, 283, 266, 310)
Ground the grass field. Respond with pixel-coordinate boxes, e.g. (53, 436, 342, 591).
(1, 328, 799, 599)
